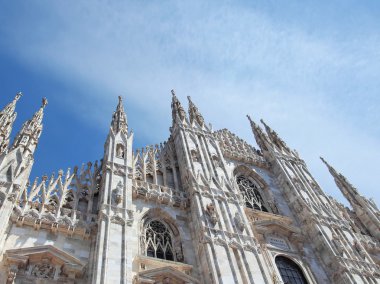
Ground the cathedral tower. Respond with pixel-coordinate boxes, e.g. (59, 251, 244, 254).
(248, 116, 379, 283)
(92, 96, 134, 283)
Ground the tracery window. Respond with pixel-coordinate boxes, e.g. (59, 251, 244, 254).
(236, 175, 268, 212)
(143, 220, 174, 261)
(275, 256, 308, 284)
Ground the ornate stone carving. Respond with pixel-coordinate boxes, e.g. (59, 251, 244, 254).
(234, 212, 245, 232)
(112, 181, 123, 205)
(354, 240, 367, 259)
(31, 259, 55, 279)
(206, 203, 218, 225)
(332, 233, 344, 256)
(116, 143, 125, 158)
(175, 246, 184, 262)
(7, 193, 16, 202)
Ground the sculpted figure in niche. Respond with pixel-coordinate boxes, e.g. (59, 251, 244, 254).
(331, 233, 344, 256)
(112, 181, 123, 205)
(116, 143, 125, 158)
(175, 246, 184, 262)
(211, 155, 221, 169)
(234, 212, 245, 232)
(354, 240, 366, 259)
(191, 149, 200, 163)
(206, 203, 217, 225)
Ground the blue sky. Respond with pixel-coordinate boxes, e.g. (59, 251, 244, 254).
(0, 0, 379, 206)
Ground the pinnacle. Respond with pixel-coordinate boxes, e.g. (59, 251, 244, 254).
(246, 115, 254, 124)
(320, 156, 328, 165)
(320, 157, 336, 173)
(14, 92, 23, 102)
(111, 95, 128, 133)
(41, 97, 48, 108)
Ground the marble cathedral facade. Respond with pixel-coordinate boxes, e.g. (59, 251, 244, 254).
(0, 91, 379, 284)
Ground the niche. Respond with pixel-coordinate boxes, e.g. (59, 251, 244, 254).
(116, 143, 125, 158)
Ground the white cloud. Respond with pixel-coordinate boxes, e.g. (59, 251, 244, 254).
(1, 0, 379, 205)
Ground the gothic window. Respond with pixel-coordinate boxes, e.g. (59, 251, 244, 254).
(143, 220, 175, 261)
(236, 175, 268, 212)
(275, 256, 308, 284)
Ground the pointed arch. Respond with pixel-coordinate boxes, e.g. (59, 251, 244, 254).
(275, 255, 308, 284)
(233, 165, 270, 212)
(140, 208, 183, 262)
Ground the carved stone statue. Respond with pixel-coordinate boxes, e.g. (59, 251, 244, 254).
(354, 240, 367, 259)
(332, 233, 344, 256)
(175, 246, 184, 262)
(191, 150, 200, 163)
(112, 181, 123, 205)
(116, 144, 124, 158)
(234, 212, 245, 232)
(206, 203, 217, 225)
(31, 261, 55, 279)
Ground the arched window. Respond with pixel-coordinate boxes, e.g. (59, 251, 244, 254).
(275, 256, 308, 284)
(236, 175, 268, 212)
(143, 220, 174, 261)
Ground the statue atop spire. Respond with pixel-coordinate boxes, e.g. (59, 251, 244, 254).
(171, 89, 186, 125)
(12, 97, 47, 154)
(187, 96, 204, 126)
(0, 92, 23, 154)
(111, 96, 128, 134)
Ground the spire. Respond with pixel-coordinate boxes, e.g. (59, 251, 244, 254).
(187, 96, 205, 126)
(171, 89, 186, 125)
(320, 157, 361, 203)
(260, 119, 290, 151)
(12, 98, 47, 153)
(247, 115, 269, 152)
(0, 92, 22, 153)
(111, 96, 128, 134)
(320, 157, 380, 238)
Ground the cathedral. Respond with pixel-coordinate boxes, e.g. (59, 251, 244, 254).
(0, 91, 379, 284)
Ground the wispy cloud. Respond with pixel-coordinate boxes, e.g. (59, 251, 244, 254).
(0, 0, 379, 204)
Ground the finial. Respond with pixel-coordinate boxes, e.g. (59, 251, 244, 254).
(118, 95, 123, 102)
(260, 119, 268, 128)
(42, 97, 48, 108)
(171, 89, 176, 97)
(15, 92, 23, 101)
(246, 115, 256, 126)
(320, 157, 333, 169)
